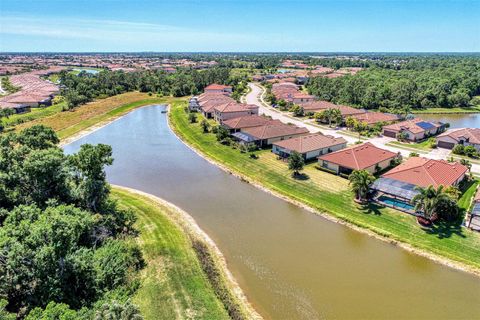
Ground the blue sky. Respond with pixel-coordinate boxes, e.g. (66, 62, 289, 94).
(1, 0, 479, 52)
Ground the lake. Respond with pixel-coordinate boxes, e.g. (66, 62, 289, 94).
(421, 113, 480, 129)
(64, 105, 480, 319)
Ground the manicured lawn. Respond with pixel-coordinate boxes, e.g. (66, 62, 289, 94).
(459, 180, 479, 211)
(387, 139, 433, 152)
(413, 106, 480, 114)
(111, 188, 229, 320)
(12, 92, 186, 140)
(170, 103, 480, 272)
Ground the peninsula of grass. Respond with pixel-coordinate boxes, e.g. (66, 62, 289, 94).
(170, 103, 480, 274)
(111, 187, 232, 320)
(12, 92, 186, 140)
(387, 139, 433, 152)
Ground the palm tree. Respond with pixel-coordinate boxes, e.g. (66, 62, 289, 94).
(412, 185, 451, 220)
(348, 170, 375, 202)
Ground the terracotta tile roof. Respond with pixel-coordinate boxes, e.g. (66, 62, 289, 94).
(273, 133, 347, 154)
(204, 83, 232, 90)
(300, 101, 365, 116)
(242, 123, 309, 140)
(383, 118, 442, 134)
(437, 128, 480, 145)
(222, 115, 281, 130)
(318, 142, 398, 170)
(214, 102, 258, 113)
(382, 157, 468, 188)
(351, 112, 399, 125)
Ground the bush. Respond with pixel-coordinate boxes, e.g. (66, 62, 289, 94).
(452, 144, 465, 155)
(409, 152, 420, 157)
(188, 112, 197, 123)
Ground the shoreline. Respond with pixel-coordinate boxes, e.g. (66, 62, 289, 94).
(166, 105, 480, 278)
(112, 185, 262, 320)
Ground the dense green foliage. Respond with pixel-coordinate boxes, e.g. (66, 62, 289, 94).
(307, 57, 480, 111)
(60, 67, 247, 109)
(0, 125, 143, 318)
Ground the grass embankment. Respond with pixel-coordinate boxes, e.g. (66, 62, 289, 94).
(12, 92, 185, 140)
(170, 102, 480, 274)
(387, 139, 433, 152)
(413, 106, 480, 114)
(112, 187, 247, 320)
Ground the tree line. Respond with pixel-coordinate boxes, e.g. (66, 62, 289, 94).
(61, 67, 248, 110)
(306, 57, 480, 111)
(0, 126, 144, 319)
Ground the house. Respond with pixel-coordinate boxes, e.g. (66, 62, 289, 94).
(351, 112, 399, 126)
(436, 128, 480, 151)
(204, 83, 233, 95)
(232, 123, 309, 147)
(318, 142, 400, 175)
(370, 157, 468, 215)
(272, 133, 347, 160)
(382, 118, 445, 141)
(300, 101, 365, 118)
(466, 188, 480, 231)
(197, 93, 235, 118)
(221, 115, 281, 133)
(213, 102, 259, 123)
(381, 157, 467, 188)
(188, 97, 200, 112)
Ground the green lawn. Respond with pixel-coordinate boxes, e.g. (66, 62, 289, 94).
(459, 180, 479, 211)
(112, 188, 230, 320)
(387, 139, 433, 152)
(170, 103, 480, 273)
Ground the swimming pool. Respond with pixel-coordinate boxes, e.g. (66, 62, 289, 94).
(377, 195, 416, 211)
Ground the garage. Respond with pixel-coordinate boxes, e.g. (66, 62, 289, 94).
(383, 130, 397, 138)
(437, 140, 455, 149)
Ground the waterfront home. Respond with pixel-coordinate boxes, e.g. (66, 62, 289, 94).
(188, 96, 200, 112)
(232, 123, 309, 147)
(466, 188, 480, 231)
(382, 118, 445, 141)
(371, 157, 468, 214)
(221, 115, 281, 133)
(197, 92, 235, 118)
(318, 142, 400, 175)
(436, 128, 480, 151)
(272, 133, 347, 160)
(351, 112, 399, 126)
(300, 101, 366, 118)
(213, 102, 259, 123)
(204, 83, 233, 95)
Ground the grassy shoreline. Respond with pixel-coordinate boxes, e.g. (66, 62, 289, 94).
(169, 101, 480, 276)
(112, 186, 259, 320)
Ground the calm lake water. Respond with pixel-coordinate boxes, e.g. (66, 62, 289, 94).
(421, 113, 480, 129)
(64, 105, 480, 319)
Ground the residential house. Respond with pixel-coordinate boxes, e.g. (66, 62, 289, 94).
(272, 133, 347, 160)
(351, 112, 399, 126)
(300, 101, 365, 118)
(221, 115, 281, 133)
(213, 102, 259, 123)
(436, 128, 480, 151)
(204, 83, 233, 95)
(382, 118, 445, 141)
(232, 123, 309, 147)
(318, 142, 400, 175)
(197, 93, 235, 118)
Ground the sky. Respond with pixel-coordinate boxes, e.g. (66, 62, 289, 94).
(1, 0, 479, 52)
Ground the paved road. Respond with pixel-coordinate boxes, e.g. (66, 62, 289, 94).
(245, 82, 480, 174)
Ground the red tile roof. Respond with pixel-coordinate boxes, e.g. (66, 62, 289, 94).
(351, 112, 399, 125)
(300, 101, 365, 116)
(214, 102, 258, 113)
(383, 118, 442, 134)
(222, 115, 281, 130)
(382, 157, 468, 188)
(204, 83, 232, 90)
(273, 133, 347, 153)
(242, 123, 309, 140)
(318, 142, 398, 170)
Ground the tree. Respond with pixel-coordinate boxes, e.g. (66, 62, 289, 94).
(396, 131, 409, 141)
(215, 126, 230, 142)
(464, 145, 478, 158)
(17, 125, 59, 150)
(200, 119, 210, 133)
(69, 144, 113, 212)
(452, 144, 465, 155)
(188, 112, 197, 123)
(345, 116, 357, 130)
(412, 185, 452, 220)
(288, 151, 304, 176)
(348, 170, 375, 202)
(95, 300, 143, 320)
(0, 109, 14, 132)
(460, 158, 472, 172)
(290, 104, 304, 117)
